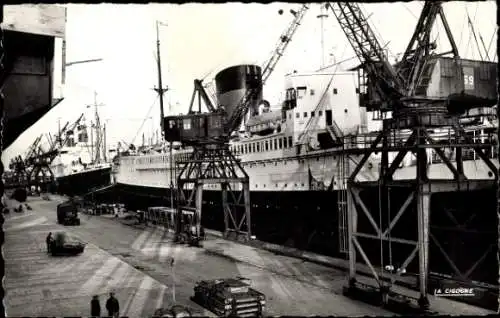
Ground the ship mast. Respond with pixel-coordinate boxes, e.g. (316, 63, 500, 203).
(317, 4, 328, 69)
(154, 20, 174, 210)
(90, 91, 105, 164)
(154, 20, 168, 139)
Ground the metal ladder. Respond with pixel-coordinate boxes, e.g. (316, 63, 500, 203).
(326, 121, 344, 144)
(413, 59, 434, 96)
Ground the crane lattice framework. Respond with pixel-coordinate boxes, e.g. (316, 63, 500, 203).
(171, 80, 252, 242)
(175, 141, 252, 241)
(166, 4, 310, 243)
(168, 77, 254, 242)
(328, 1, 498, 312)
(25, 114, 83, 189)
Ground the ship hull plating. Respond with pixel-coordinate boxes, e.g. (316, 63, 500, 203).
(56, 167, 112, 196)
(97, 181, 497, 299)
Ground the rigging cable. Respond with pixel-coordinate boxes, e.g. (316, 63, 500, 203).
(131, 97, 159, 146)
(316, 54, 358, 72)
(300, 42, 349, 143)
(478, 32, 490, 61)
(465, 6, 484, 60)
(486, 26, 497, 61)
(457, 3, 468, 51)
(464, 3, 479, 59)
(401, 3, 417, 20)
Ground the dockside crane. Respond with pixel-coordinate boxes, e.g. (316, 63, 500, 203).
(25, 135, 43, 161)
(227, 3, 310, 134)
(163, 4, 310, 245)
(326, 1, 497, 313)
(198, 5, 309, 115)
(7, 135, 43, 188)
(54, 120, 70, 147)
(26, 114, 84, 189)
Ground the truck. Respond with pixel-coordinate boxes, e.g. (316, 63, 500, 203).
(50, 231, 85, 255)
(57, 200, 81, 225)
(192, 277, 266, 317)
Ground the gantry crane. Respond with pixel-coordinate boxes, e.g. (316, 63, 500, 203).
(163, 4, 310, 244)
(327, 1, 497, 312)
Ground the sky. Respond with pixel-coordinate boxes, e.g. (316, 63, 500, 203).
(2, 1, 497, 166)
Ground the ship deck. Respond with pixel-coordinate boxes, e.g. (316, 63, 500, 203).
(2, 195, 495, 316)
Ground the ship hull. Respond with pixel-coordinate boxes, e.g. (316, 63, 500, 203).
(104, 182, 342, 254)
(96, 180, 497, 300)
(56, 167, 112, 196)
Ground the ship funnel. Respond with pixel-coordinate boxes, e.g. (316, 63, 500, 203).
(215, 64, 263, 120)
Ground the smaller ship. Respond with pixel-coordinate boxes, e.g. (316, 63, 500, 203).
(52, 93, 112, 196)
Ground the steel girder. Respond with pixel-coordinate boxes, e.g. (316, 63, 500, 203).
(175, 145, 252, 241)
(344, 121, 497, 310)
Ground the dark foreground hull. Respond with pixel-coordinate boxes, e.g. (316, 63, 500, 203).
(94, 182, 498, 310)
(56, 167, 112, 197)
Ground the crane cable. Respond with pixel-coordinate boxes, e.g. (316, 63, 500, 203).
(359, 3, 396, 61)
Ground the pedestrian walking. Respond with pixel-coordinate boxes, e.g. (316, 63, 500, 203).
(90, 295, 101, 317)
(106, 292, 120, 317)
(46, 232, 53, 253)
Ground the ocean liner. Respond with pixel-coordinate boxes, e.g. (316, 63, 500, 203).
(101, 3, 498, 294)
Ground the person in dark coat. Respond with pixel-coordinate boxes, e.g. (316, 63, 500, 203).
(106, 292, 119, 317)
(90, 295, 101, 317)
(46, 232, 53, 253)
(200, 226, 205, 240)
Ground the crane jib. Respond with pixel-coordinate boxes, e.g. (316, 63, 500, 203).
(225, 4, 310, 135)
(163, 4, 317, 143)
